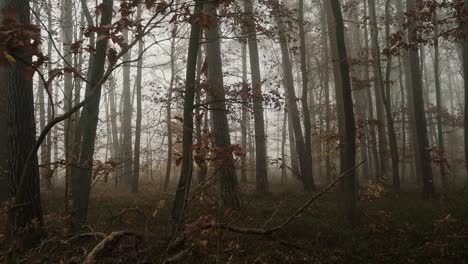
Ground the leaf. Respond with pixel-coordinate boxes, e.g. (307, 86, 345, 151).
(3, 51, 15, 63)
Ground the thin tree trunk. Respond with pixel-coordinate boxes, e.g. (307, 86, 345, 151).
(194, 40, 208, 183)
(398, 58, 407, 183)
(273, 0, 313, 192)
(244, 0, 269, 193)
(71, 0, 113, 224)
(133, 3, 143, 193)
(363, 0, 380, 179)
(164, 0, 179, 191)
(122, 27, 133, 190)
(368, 0, 388, 178)
(462, 0, 468, 180)
(319, 0, 333, 183)
(240, 39, 248, 183)
(407, 0, 435, 199)
(298, 0, 315, 190)
(171, 0, 203, 219)
(281, 108, 288, 183)
(433, 12, 447, 190)
(329, 0, 357, 224)
(205, 0, 240, 207)
(383, 0, 400, 191)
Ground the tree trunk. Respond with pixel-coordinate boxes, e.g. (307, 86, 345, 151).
(433, 12, 447, 190)
(244, 0, 269, 193)
(71, 0, 113, 224)
(368, 0, 388, 178)
(194, 40, 208, 183)
(363, 0, 380, 179)
(407, 0, 435, 199)
(298, 0, 315, 190)
(122, 27, 133, 190)
(319, 0, 333, 183)
(328, 0, 357, 224)
(273, 0, 313, 192)
(383, 0, 400, 191)
(164, 0, 179, 191)
(1, 0, 44, 242)
(133, 3, 143, 193)
(463, 0, 468, 181)
(240, 39, 248, 183)
(171, 0, 204, 223)
(205, 0, 240, 207)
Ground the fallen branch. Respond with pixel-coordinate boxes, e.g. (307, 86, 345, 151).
(163, 248, 191, 263)
(67, 232, 107, 243)
(82, 231, 142, 264)
(198, 161, 366, 235)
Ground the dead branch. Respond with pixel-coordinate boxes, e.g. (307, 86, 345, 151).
(197, 161, 366, 235)
(67, 232, 107, 243)
(163, 248, 191, 263)
(82, 231, 142, 264)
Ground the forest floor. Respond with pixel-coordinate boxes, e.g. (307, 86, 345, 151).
(1, 181, 468, 263)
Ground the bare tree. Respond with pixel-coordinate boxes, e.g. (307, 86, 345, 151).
(205, 0, 240, 207)
(407, 0, 435, 199)
(244, 0, 269, 193)
(328, 0, 357, 224)
(71, 0, 113, 224)
(171, 0, 204, 223)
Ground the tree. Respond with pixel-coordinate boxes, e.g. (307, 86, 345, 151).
(171, 0, 204, 223)
(244, 0, 269, 193)
(62, 0, 74, 195)
(368, 0, 389, 178)
(383, 0, 400, 191)
(1, 0, 44, 242)
(319, 0, 333, 182)
(433, 11, 447, 190)
(406, 0, 435, 199)
(298, 0, 315, 190)
(133, 3, 143, 193)
(71, 0, 113, 224)
(164, 0, 179, 192)
(328, 0, 357, 224)
(273, 0, 313, 192)
(240, 39, 248, 183)
(205, 0, 240, 207)
(122, 26, 133, 190)
(0, 56, 7, 201)
(463, 0, 468, 180)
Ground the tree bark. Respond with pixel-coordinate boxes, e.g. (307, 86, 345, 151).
(240, 39, 248, 183)
(71, 0, 113, 224)
(383, 0, 400, 191)
(244, 0, 269, 193)
(328, 0, 357, 224)
(171, 0, 204, 223)
(205, 0, 240, 207)
(1, 0, 44, 242)
(122, 27, 133, 190)
(273, 0, 313, 192)
(133, 3, 143, 193)
(407, 0, 435, 199)
(368, 0, 388, 178)
(164, 0, 179, 192)
(298, 0, 315, 190)
(463, 0, 468, 181)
